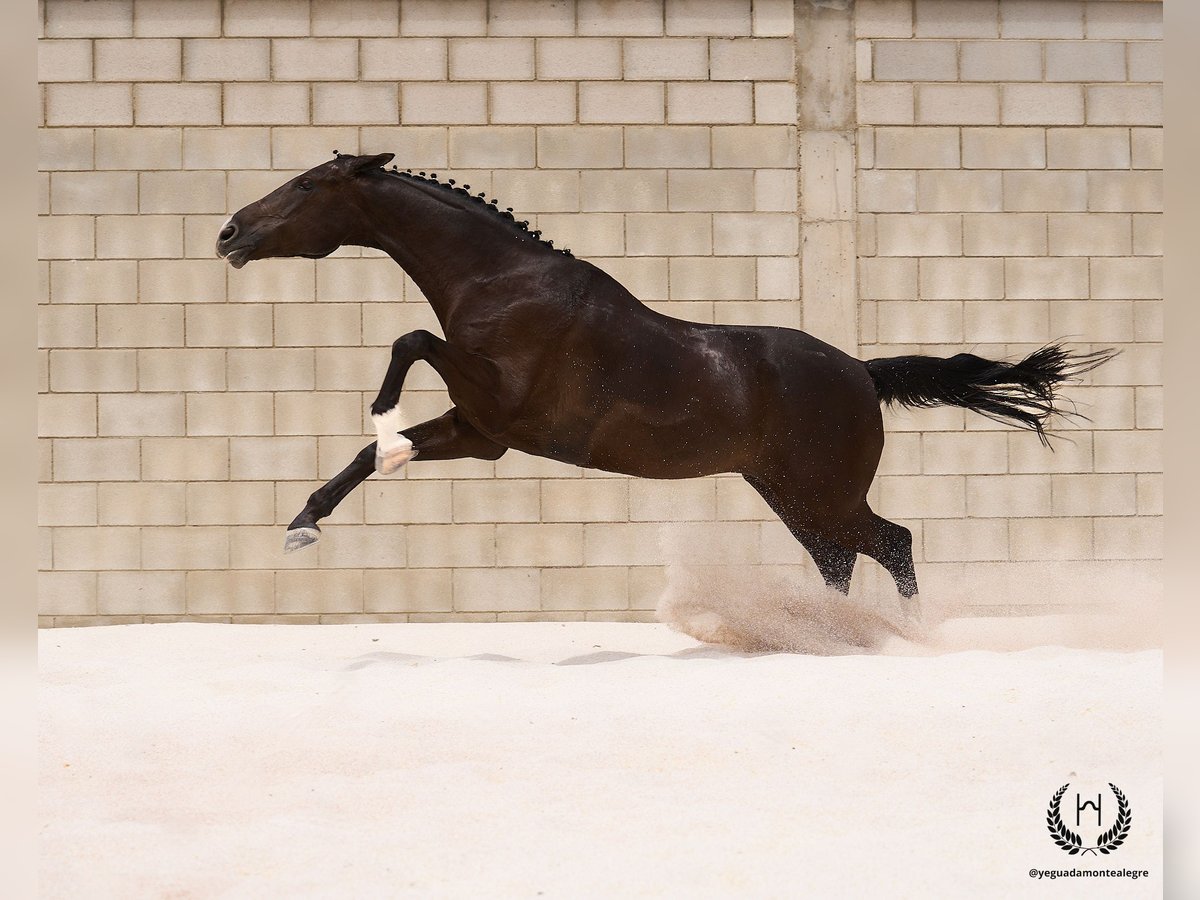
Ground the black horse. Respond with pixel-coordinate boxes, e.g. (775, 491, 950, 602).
(217, 153, 1113, 619)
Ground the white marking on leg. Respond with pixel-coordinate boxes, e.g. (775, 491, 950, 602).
(371, 405, 415, 474)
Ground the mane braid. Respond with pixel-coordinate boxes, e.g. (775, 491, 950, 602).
(384, 166, 573, 258)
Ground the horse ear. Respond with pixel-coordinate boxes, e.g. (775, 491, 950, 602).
(349, 153, 395, 175)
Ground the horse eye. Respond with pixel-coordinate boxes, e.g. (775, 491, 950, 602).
(298, 180, 313, 192)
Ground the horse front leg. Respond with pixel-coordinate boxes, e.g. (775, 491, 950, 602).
(284, 408, 506, 553)
(370, 330, 432, 474)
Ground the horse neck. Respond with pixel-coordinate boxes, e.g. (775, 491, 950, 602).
(349, 175, 530, 328)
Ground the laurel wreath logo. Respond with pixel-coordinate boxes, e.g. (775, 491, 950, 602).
(1046, 782, 1132, 856)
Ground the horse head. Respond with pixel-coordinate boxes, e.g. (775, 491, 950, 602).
(215, 152, 394, 268)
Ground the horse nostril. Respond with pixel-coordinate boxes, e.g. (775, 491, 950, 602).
(219, 222, 238, 243)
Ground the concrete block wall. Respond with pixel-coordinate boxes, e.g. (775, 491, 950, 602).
(37, 0, 1162, 626)
(855, 0, 1162, 603)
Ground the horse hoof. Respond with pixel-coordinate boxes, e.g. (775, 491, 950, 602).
(375, 444, 417, 475)
(284, 526, 320, 553)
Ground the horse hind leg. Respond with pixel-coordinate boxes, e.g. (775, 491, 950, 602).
(843, 508, 920, 621)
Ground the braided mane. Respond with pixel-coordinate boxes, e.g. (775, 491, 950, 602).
(336, 151, 572, 258)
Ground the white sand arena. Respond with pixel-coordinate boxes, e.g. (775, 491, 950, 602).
(40, 616, 1161, 897)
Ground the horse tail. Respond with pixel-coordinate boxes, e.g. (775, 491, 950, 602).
(863, 343, 1118, 446)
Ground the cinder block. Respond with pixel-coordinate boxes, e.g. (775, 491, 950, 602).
(492, 83, 576, 125)
(452, 568, 539, 613)
(922, 432, 1008, 475)
(51, 260, 138, 304)
(137, 348, 225, 392)
(626, 213, 710, 256)
(273, 37, 358, 81)
(99, 392, 185, 436)
(535, 213, 624, 256)
(876, 213, 962, 256)
(39, 483, 98, 526)
(710, 38, 793, 80)
(270, 126, 361, 170)
(95, 127, 181, 170)
(965, 474, 1051, 517)
(536, 37, 621, 80)
(1009, 518, 1092, 561)
(38, 39, 92, 82)
(714, 476, 772, 519)
(964, 300, 1049, 342)
(1044, 41, 1126, 81)
(94, 37, 180, 80)
(140, 171, 226, 215)
(39, 216, 94, 261)
(363, 568, 452, 613)
(49, 349, 137, 392)
(915, 84, 999, 126)
(583, 523, 666, 565)
(1051, 473, 1137, 517)
(1004, 257, 1089, 299)
(754, 170, 797, 213)
(1094, 516, 1161, 561)
(1046, 127, 1130, 170)
(914, 0, 998, 38)
(630, 479, 715, 521)
(141, 436, 228, 481)
(315, 83, 399, 126)
(492, 170, 579, 213)
(97, 481, 186, 525)
(187, 391, 273, 436)
(1095, 430, 1161, 474)
(97, 304, 183, 347)
(1008, 430, 1091, 474)
(577, 0, 661, 34)
(275, 392, 364, 436)
(224, 0, 310, 36)
(756, 81, 794, 126)
(134, 84, 221, 126)
(275, 571, 364, 614)
(923, 517, 1009, 562)
(624, 38, 709, 80)
(876, 300, 962, 344)
(449, 37, 533, 79)
(312, 347, 380, 392)
(873, 127, 959, 169)
(859, 257, 917, 300)
(97, 215, 182, 259)
(1132, 213, 1162, 256)
(540, 479, 627, 522)
(407, 524, 495, 567)
(311, 0, 398, 36)
(39, 571, 98, 616)
(856, 0, 913, 38)
(185, 305, 273, 348)
(488, 0, 573, 36)
(712, 125, 797, 168)
(53, 526, 141, 570)
(363, 481, 452, 524)
(1131, 128, 1163, 170)
(594, 257, 669, 300)
(39, 128, 94, 171)
(1085, 2, 1162, 40)
(50, 172, 136, 217)
(452, 480, 540, 523)
(135, 0, 221, 37)
(275, 304, 362, 347)
(669, 256, 755, 300)
(877, 474, 964, 518)
(1128, 41, 1163, 84)
(871, 40, 957, 81)
(1136, 474, 1162, 516)
(625, 127, 708, 168)
(857, 84, 915, 126)
(580, 170, 667, 212)
(360, 38, 446, 79)
(401, 83, 487, 125)
(961, 127, 1045, 169)
(1091, 257, 1161, 300)
(713, 212, 797, 255)
(541, 567, 628, 611)
(316, 257, 405, 302)
(665, 0, 752, 37)
(580, 83, 666, 124)
(224, 83, 310, 126)
(402, 0, 486, 36)
(186, 570, 275, 615)
(46, 84, 133, 126)
(1046, 216, 1128, 259)
(962, 213, 1047, 256)
(1003, 171, 1087, 212)
(46, 0, 133, 37)
(183, 127, 271, 170)
(668, 170, 752, 212)
(53, 437, 141, 481)
(1001, 84, 1085, 126)
(959, 40, 1041, 81)
(1088, 171, 1162, 213)
(999, 1, 1083, 39)
(183, 38, 270, 80)
(916, 170, 1002, 212)
(229, 436, 317, 479)
(38, 392, 96, 437)
(919, 257, 1003, 300)
(1050, 300, 1134, 344)
(1086, 85, 1162, 127)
